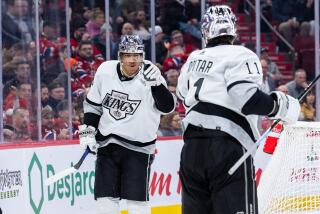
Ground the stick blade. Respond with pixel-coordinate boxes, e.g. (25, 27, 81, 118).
(45, 167, 77, 186)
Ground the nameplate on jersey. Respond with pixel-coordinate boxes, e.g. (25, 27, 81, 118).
(187, 59, 213, 73)
(102, 90, 141, 120)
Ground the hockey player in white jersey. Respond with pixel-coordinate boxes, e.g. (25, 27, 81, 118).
(78, 35, 175, 214)
(177, 5, 301, 214)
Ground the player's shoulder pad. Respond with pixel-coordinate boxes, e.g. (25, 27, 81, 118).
(187, 49, 202, 59)
(95, 60, 118, 76)
(232, 45, 259, 61)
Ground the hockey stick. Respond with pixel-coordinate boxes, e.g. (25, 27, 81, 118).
(228, 73, 320, 175)
(45, 147, 93, 186)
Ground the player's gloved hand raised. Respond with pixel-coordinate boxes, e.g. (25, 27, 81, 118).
(268, 91, 301, 124)
(140, 61, 162, 87)
(78, 125, 99, 153)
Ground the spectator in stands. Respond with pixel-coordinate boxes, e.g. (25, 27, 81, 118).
(40, 21, 65, 66)
(92, 23, 118, 59)
(260, 59, 276, 93)
(170, 30, 197, 56)
(260, 47, 282, 85)
(278, 18, 300, 51)
(41, 84, 49, 108)
(86, 8, 105, 38)
(162, 30, 195, 73)
(185, 0, 201, 25)
(165, 69, 179, 87)
(54, 100, 69, 129)
(159, 0, 201, 41)
(162, 45, 188, 73)
(181, 0, 202, 42)
(285, 69, 308, 99)
(2, 0, 34, 48)
(273, 0, 310, 51)
(3, 60, 32, 97)
(133, 9, 150, 40)
(149, 25, 167, 64)
(72, 114, 81, 130)
(117, 0, 144, 23)
(41, 106, 57, 140)
(3, 125, 15, 141)
(293, 22, 314, 52)
(3, 43, 33, 82)
(158, 111, 183, 136)
(272, 0, 307, 23)
(65, 18, 106, 58)
(82, 6, 93, 21)
(54, 100, 73, 139)
(111, 22, 135, 60)
(4, 83, 33, 113)
(120, 22, 134, 36)
(70, 19, 87, 56)
(11, 107, 32, 141)
(47, 81, 66, 112)
(159, 0, 187, 34)
(299, 91, 316, 121)
(72, 41, 104, 92)
(293, 22, 315, 81)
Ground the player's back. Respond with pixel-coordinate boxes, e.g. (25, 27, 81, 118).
(180, 44, 261, 113)
(177, 44, 262, 149)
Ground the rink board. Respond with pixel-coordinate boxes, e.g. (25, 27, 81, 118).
(0, 138, 183, 214)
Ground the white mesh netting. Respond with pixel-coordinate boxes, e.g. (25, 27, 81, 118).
(258, 122, 320, 214)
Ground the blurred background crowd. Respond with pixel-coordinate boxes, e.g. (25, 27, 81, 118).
(0, 0, 318, 143)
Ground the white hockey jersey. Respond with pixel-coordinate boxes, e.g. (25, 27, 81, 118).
(177, 45, 263, 150)
(84, 60, 168, 154)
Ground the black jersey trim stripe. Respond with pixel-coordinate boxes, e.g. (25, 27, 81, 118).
(176, 89, 185, 100)
(191, 102, 255, 141)
(116, 62, 136, 81)
(86, 98, 102, 106)
(96, 130, 156, 147)
(183, 99, 191, 108)
(227, 80, 254, 92)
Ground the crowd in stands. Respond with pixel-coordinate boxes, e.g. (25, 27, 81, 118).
(1, 0, 318, 142)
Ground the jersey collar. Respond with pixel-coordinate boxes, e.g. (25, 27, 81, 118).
(206, 42, 232, 48)
(117, 62, 135, 81)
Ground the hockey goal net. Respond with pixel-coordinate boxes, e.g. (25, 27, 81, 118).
(258, 122, 320, 214)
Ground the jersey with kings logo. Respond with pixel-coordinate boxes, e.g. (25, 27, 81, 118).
(177, 45, 264, 151)
(84, 60, 167, 149)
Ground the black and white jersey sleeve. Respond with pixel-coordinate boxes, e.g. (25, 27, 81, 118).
(151, 77, 176, 114)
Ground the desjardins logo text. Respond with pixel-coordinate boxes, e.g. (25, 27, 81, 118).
(28, 153, 95, 214)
